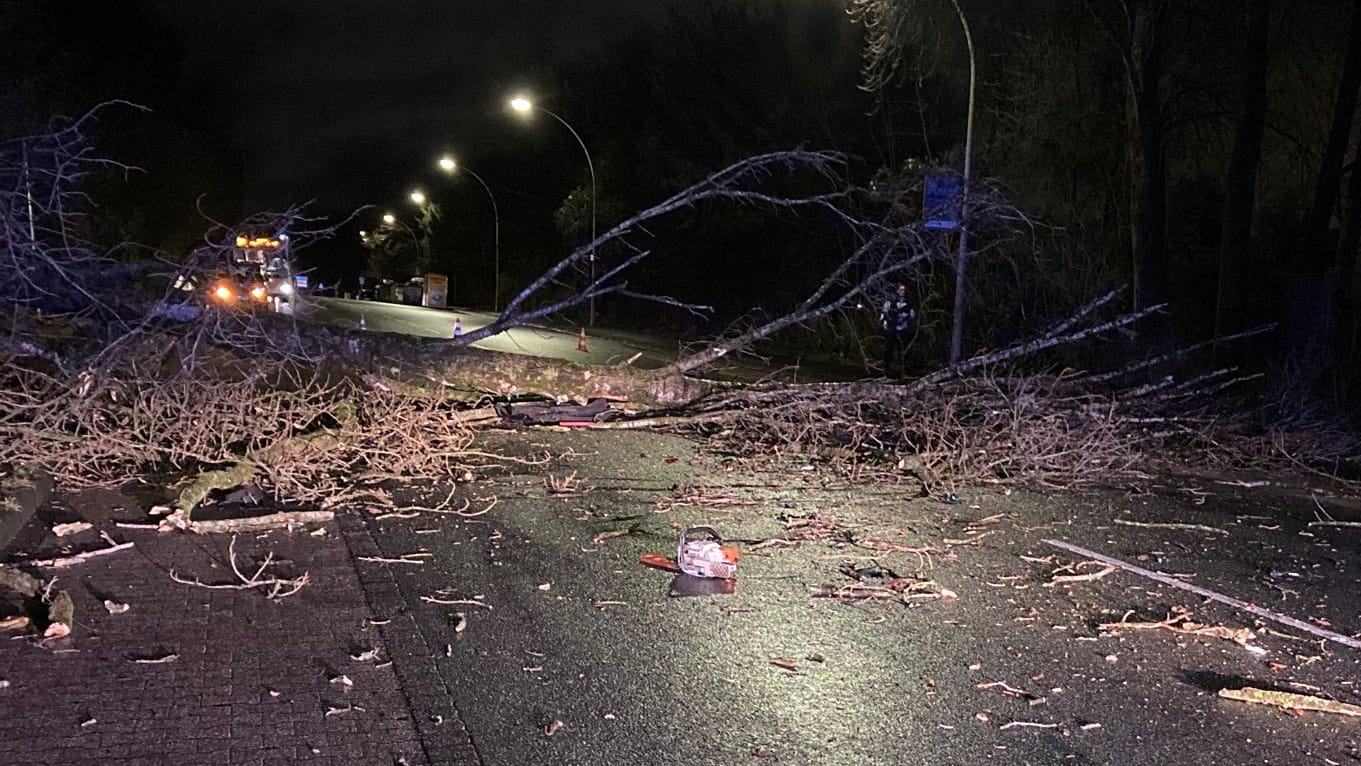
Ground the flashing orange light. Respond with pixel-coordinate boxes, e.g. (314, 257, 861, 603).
(213, 284, 234, 302)
(236, 235, 282, 249)
(249, 285, 268, 302)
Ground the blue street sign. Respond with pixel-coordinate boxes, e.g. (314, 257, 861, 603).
(924, 174, 963, 230)
(294, 274, 309, 289)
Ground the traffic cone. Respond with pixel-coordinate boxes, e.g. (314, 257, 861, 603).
(454, 316, 463, 338)
(577, 327, 589, 353)
(358, 314, 366, 330)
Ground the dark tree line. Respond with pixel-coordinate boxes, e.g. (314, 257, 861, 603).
(849, 0, 1361, 391)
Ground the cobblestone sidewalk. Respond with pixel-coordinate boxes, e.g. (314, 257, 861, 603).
(0, 488, 478, 766)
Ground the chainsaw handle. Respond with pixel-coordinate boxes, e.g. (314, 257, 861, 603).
(679, 526, 723, 547)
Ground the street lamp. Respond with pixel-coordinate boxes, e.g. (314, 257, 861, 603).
(508, 94, 598, 326)
(437, 154, 501, 311)
(409, 189, 427, 206)
(380, 211, 422, 268)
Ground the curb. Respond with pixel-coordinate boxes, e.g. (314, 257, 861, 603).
(336, 508, 485, 766)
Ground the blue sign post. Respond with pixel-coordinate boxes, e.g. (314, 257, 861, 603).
(924, 175, 963, 230)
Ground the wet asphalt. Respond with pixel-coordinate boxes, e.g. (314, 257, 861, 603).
(352, 428, 1361, 765)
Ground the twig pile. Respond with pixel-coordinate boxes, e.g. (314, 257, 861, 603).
(0, 330, 479, 509)
(696, 362, 1360, 495)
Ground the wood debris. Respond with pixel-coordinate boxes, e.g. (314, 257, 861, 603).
(160, 509, 334, 534)
(977, 680, 1046, 705)
(1113, 517, 1228, 536)
(1045, 561, 1117, 588)
(128, 652, 178, 664)
(420, 595, 491, 609)
(325, 703, 364, 717)
(999, 720, 1058, 730)
(168, 536, 308, 600)
(1044, 539, 1361, 650)
(591, 524, 639, 545)
(545, 471, 589, 495)
(357, 552, 431, 565)
(26, 541, 134, 569)
(1099, 607, 1256, 646)
(1217, 687, 1361, 717)
(51, 521, 93, 537)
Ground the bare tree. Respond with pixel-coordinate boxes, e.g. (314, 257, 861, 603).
(1302, 0, 1361, 273)
(1216, 0, 1271, 343)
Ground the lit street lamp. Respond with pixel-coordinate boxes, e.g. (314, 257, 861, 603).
(409, 189, 427, 206)
(437, 154, 501, 311)
(508, 94, 597, 326)
(380, 211, 423, 268)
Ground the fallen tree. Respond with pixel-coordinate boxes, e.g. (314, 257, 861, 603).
(1, 105, 1357, 518)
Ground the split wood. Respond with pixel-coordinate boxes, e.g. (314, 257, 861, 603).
(1113, 518, 1228, 536)
(168, 536, 309, 600)
(1044, 538, 1361, 651)
(1218, 687, 1361, 717)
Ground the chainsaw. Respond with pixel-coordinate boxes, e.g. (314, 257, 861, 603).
(640, 526, 740, 579)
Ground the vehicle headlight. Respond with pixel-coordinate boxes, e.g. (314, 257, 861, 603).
(250, 286, 267, 301)
(213, 285, 234, 301)
(280, 283, 293, 295)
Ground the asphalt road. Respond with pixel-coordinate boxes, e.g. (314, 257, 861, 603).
(300, 296, 678, 369)
(351, 428, 1361, 765)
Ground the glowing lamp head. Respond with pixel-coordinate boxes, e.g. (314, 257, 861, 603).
(409, 190, 427, 205)
(509, 96, 533, 113)
(381, 214, 395, 225)
(438, 156, 456, 172)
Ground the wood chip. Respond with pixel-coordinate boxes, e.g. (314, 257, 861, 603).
(52, 522, 93, 537)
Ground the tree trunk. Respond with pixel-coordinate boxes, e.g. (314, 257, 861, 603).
(1215, 0, 1270, 342)
(1302, 0, 1361, 272)
(1335, 149, 1361, 360)
(1126, 1, 1170, 315)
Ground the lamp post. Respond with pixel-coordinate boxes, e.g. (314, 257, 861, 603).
(948, 0, 976, 366)
(381, 211, 424, 272)
(438, 155, 501, 311)
(509, 94, 597, 326)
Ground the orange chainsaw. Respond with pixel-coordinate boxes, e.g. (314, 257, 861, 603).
(640, 525, 740, 579)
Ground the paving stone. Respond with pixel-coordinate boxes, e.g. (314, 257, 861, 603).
(0, 487, 443, 765)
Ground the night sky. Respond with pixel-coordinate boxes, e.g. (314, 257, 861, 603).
(6, 0, 875, 308)
(148, 1, 674, 210)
